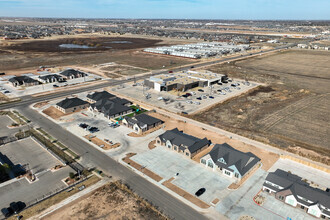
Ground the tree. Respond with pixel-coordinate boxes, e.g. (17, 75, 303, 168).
(69, 172, 75, 179)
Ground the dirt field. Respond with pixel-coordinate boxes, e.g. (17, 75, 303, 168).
(191, 49, 330, 163)
(100, 64, 147, 76)
(42, 106, 83, 120)
(44, 181, 167, 220)
(0, 35, 196, 74)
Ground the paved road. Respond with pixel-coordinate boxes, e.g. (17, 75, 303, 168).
(17, 106, 208, 220)
(0, 46, 296, 219)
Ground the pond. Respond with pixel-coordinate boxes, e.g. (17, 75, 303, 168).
(59, 44, 95, 49)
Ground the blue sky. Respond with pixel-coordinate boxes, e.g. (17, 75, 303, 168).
(0, 0, 329, 20)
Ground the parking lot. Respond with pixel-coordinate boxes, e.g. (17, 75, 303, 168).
(112, 79, 258, 114)
(131, 146, 234, 204)
(0, 73, 103, 98)
(0, 138, 62, 174)
(0, 115, 25, 137)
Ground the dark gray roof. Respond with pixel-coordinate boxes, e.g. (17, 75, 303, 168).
(158, 128, 210, 154)
(56, 97, 88, 109)
(91, 99, 131, 117)
(60, 69, 86, 77)
(111, 97, 132, 106)
(265, 169, 330, 209)
(209, 143, 260, 176)
(39, 74, 62, 81)
(125, 114, 163, 128)
(87, 91, 116, 102)
(9, 76, 39, 84)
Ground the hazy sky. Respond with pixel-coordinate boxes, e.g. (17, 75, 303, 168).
(0, 0, 329, 20)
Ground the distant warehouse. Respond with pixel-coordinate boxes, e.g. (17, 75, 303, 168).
(144, 42, 250, 59)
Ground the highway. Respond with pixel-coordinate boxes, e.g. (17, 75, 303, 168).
(0, 45, 294, 219)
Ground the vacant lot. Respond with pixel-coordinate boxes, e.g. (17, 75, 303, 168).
(192, 50, 330, 163)
(100, 64, 147, 76)
(0, 35, 196, 74)
(44, 182, 167, 220)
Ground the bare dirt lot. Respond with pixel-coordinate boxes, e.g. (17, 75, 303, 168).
(0, 35, 196, 74)
(44, 181, 167, 220)
(192, 50, 330, 164)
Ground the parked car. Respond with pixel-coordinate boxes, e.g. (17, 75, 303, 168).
(168, 71, 173, 73)
(195, 188, 206, 197)
(10, 202, 19, 214)
(185, 93, 192, 97)
(231, 84, 236, 87)
(182, 94, 188, 98)
(53, 84, 59, 87)
(202, 95, 207, 99)
(196, 97, 202, 100)
(79, 123, 89, 129)
(190, 66, 194, 68)
(194, 101, 201, 105)
(217, 89, 222, 92)
(217, 82, 222, 85)
(89, 127, 99, 133)
(209, 96, 214, 99)
(4, 91, 10, 93)
(0, 72, 5, 75)
(181, 111, 188, 115)
(198, 89, 204, 92)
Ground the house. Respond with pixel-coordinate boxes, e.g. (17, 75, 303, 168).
(200, 143, 260, 180)
(89, 98, 133, 119)
(263, 169, 330, 219)
(122, 113, 163, 134)
(59, 69, 87, 79)
(87, 91, 116, 103)
(8, 76, 39, 87)
(155, 128, 210, 158)
(38, 74, 63, 83)
(86, 91, 133, 106)
(56, 97, 89, 114)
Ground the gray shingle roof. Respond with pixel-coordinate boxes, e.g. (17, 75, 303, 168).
(209, 143, 260, 176)
(56, 97, 88, 109)
(60, 69, 86, 77)
(158, 128, 210, 154)
(39, 74, 62, 81)
(9, 76, 39, 84)
(91, 99, 131, 117)
(265, 169, 330, 210)
(87, 91, 116, 102)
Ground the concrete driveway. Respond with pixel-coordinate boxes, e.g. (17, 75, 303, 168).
(131, 146, 233, 204)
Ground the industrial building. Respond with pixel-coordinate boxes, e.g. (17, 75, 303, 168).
(144, 70, 225, 92)
(144, 42, 250, 59)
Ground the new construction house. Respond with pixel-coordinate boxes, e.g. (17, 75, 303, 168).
(263, 169, 330, 219)
(8, 76, 39, 87)
(55, 97, 89, 113)
(122, 113, 163, 134)
(156, 128, 210, 158)
(37, 74, 63, 83)
(59, 69, 87, 79)
(200, 143, 260, 180)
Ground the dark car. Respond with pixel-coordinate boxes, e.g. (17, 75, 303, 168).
(168, 71, 173, 73)
(53, 84, 59, 87)
(185, 93, 192, 97)
(209, 96, 214, 99)
(198, 89, 204, 92)
(79, 123, 89, 129)
(182, 94, 188, 98)
(190, 66, 194, 68)
(4, 91, 10, 93)
(217, 82, 222, 85)
(196, 97, 202, 100)
(10, 202, 19, 214)
(217, 89, 222, 92)
(1, 207, 13, 217)
(0, 72, 5, 75)
(231, 84, 236, 87)
(89, 127, 99, 133)
(195, 188, 206, 197)
(181, 111, 188, 115)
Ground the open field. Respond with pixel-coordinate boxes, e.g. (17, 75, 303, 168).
(192, 49, 330, 163)
(0, 35, 197, 74)
(44, 181, 167, 220)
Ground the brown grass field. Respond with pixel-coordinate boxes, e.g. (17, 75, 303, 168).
(192, 49, 330, 164)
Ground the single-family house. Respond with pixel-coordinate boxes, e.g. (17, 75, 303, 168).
(122, 114, 163, 134)
(8, 76, 39, 87)
(263, 169, 330, 219)
(155, 128, 210, 158)
(56, 97, 89, 114)
(59, 69, 87, 79)
(200, 143, 260, 180)
(38, 74, 63, 83)
(86, 91, 116, 103)
(89, 98, 133, 119)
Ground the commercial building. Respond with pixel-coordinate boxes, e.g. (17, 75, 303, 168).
(200, 143, 260, 180)
(144, 70, 225, 92)
(155, 128, 210, 158)
(263, 169, 330, 219)
(55, 97, 89, 113)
